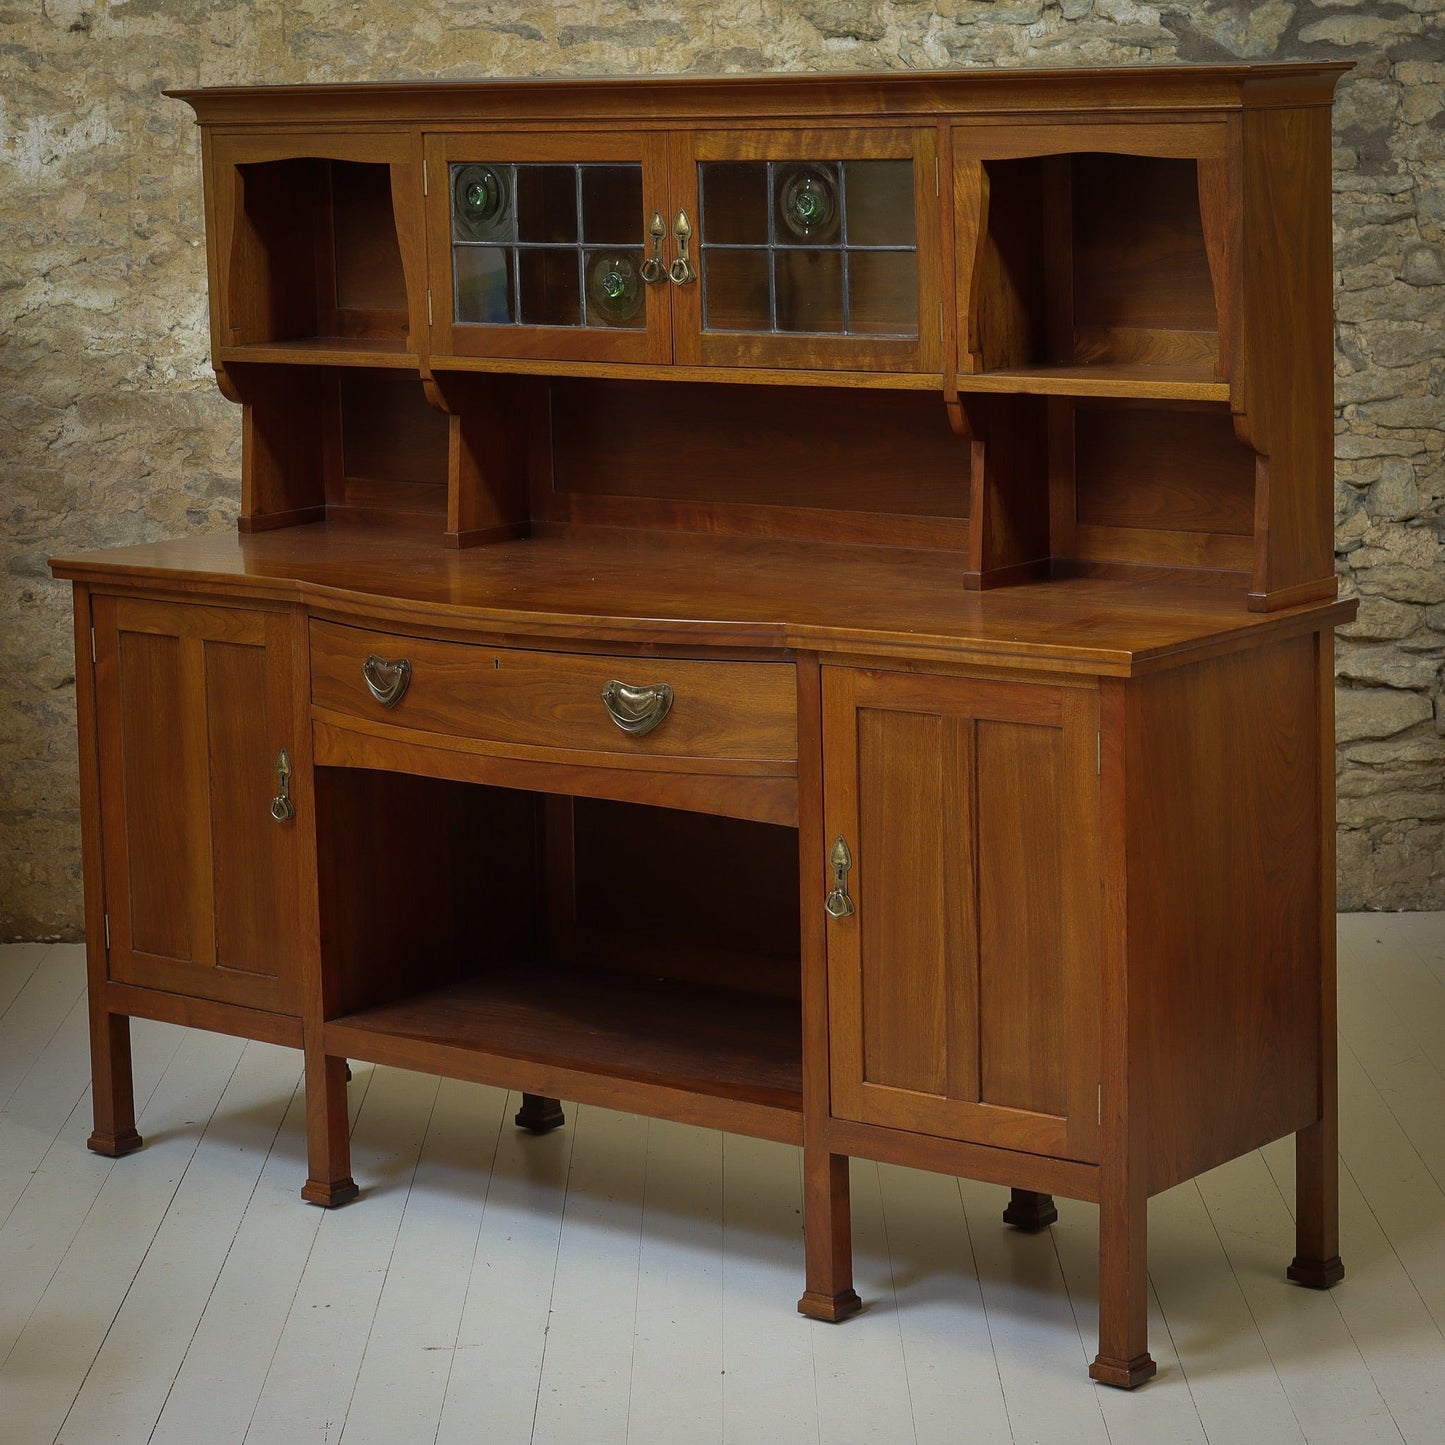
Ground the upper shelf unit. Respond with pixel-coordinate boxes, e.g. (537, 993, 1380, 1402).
(173, 65, 1346, 610)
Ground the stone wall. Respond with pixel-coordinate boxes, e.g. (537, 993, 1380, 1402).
(2, 1, 1441, 937)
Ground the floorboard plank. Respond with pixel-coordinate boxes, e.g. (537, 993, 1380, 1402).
(1195, 1151, 1403, 1445)
(876, 1163, 1012, 1445)
(56, 1042, 302, 1443)
(0, 943, 51, 1021)
(718, 1136, 814, 1445)
(340, 1078, 508, 1445)
(0, 991, 99, 1229)
(626, 1118, 724, 1445)
(0, 944, 87, 1110)
(434, 1090, 574, 1445)
(1335, 1042, 1445, 1335)
(958, 1178, 1110, 1445)
(0, 1017, 184, 1370)
(1262, 1136, 1445, 1445)
(530, 1105, 648, 1445)
(243, 1066, 440, 1444)
(1146, 1179, 1306, 1445)
(0, 1028, 246, 1444)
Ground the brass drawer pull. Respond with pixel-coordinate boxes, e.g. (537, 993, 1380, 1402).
(824, 836, 855, 919)
(601, 679, 674, 736)
(362, 653, 411, 709)
(270, 747, 296, 823)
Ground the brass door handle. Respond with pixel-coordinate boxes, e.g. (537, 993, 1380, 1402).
(641, 210, 667, 284)
(600, 679, 674, 736)
(668, 209, 696, 286)
(270, 747, 296, 823)
(824, 836, 855, 919)
(362, 653, 411, 709)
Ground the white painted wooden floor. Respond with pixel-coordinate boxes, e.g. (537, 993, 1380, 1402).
(0, 915, 1442, 1444)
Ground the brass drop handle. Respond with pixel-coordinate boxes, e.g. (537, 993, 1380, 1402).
(640, 210, 667, 284)
(362, 653, 411, 709)
(824, 837, 855, 919)
(668, 209, 696, 286)
(270, 747, 296, 823)
(601, 679, 674, 736)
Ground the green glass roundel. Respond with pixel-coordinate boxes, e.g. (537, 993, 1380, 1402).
(453, 164, 511, 241)
(587, 252, 643, 324)
(778, 164, 840, 242)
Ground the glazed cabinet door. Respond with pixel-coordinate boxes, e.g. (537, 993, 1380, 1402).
(671, 128, 943, 374)
(822, 667, 1100, 1162)
(91, 596, 305, 1015)
(425, 131, 673, 364)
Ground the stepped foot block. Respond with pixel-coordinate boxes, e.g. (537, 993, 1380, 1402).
(797, 1288, 863, 1323)
(87, 1127, 143, 1158)
(1288, 1254, 1345, 1289)
(1090, 1353, 1157, 1390)
(1003, 1189, 1058, 1233)
(515, 1094, 566, 1134)
(301, 1176, 360, 1208)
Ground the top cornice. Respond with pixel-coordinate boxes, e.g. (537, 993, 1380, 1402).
(167, 62, 1352, 128)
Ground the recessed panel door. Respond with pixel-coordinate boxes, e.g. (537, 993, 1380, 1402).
(92, 596, 305, 1015)
(822, 666, 1100, 1162)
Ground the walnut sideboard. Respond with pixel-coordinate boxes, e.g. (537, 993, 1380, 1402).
(51, 62, 1353, 1388)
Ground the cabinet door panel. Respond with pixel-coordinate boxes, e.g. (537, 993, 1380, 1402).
(425, 131, 673, 364)
(671, 128, 943, 374)
(824, 667, 1099, 1162)
(93, 596, 304, 1015)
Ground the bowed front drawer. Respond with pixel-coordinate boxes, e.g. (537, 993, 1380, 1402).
(308, 620, 798, 769)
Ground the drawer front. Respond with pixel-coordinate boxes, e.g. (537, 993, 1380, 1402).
(309, 621, 797, 765)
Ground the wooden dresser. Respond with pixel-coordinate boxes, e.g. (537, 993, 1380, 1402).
(50, 63, 1352, 1388)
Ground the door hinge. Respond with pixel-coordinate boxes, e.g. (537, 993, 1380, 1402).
(422, 156, 428, 196)
(1096, 732, 1102, 776)
(934, 153, 940, 196)
(1097, 1084, 1102, 1125)
(103, 913, 110, 950)
(427, 289, 433, 327)
(89, 627, 97, 664)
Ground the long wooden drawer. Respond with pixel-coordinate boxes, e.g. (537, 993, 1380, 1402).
(309, 621, 797, 767)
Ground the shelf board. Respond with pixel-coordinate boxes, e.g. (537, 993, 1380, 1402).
(954, 363, 1229, 402)
(325, 964, 803, 1142)
(430, 353, 941, 391)
(219, 338, 419, 369)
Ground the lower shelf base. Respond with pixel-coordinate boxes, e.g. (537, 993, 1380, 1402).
(1090, 1352, 1157, 1390)
(302, 1176, 360, 1208)
(797, 1288, 863, 1323)
(87, 1127, 143, 1158)
(1288, 1254, 1345, 1289)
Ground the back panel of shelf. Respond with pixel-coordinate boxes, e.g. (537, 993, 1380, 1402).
(232, 364, 448, 534)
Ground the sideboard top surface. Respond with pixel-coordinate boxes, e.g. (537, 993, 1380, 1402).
(50, 529, 1353, 676)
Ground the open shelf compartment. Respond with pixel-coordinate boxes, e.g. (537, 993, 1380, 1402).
(212, 135, 425, 363)
(956, 145, 1228, 399)
(317, 773, 804, 1143)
